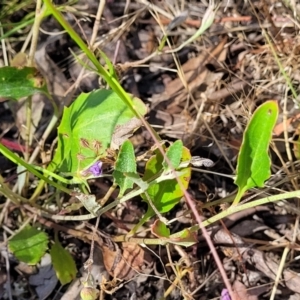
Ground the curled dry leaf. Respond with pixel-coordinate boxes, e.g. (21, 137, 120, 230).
(111, 117, 143, 150)
(101, 242, 148, 281)
(35, 42, 71, 101)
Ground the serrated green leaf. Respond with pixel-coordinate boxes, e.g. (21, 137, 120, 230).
(8, 226, 48, 265)
(233, 101, 279, 205)
(0, 66, 48, 100)
(49, 89, 147, 185)
(50, 240, 77, 285)
(113, 140, 137, 195)
(162, 140, 183, 170)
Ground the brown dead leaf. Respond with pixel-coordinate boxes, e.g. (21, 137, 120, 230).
(165, 37, 228, 108)
(207, 79, 248, 101)
(273, 112, 300, 136)
(110, 117, 143, 150)
(10, 52, 28, 68)
(214, 229, 300, 294)
(232, 280, 259, 300)
(34, 41, 71, 102)
(148, 38, 230, 145)
(101, 242, 146, 281)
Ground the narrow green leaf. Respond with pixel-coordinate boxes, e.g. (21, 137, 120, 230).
(162, 140, 183, 170)
(50, 239, 77, 285)
(0, 66, 48, 100)
(8, 226, 48, 265)
(113, 140, 137, 195)
(233, 101, 279, 205)
(98, 49, 118, 80)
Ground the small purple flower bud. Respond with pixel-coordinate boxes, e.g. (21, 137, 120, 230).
(221, 289, 231, 300)
(88, 161, 103, 177)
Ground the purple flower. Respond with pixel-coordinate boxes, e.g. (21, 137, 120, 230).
(221, 289, 231, 300)
(81, 161, 103, 177)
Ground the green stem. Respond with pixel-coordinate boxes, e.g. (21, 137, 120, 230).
(115, 190, 300, 244)
(0, 143, 72, 195)
(39, 169, 184, 221)
(190, 190, 300, 232)
(0, 175, 26, 205)
(43, 0, 137, 116)
(28, 0, 45, 66)
(43, 0, 161, 145)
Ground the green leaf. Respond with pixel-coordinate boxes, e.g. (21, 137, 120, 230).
(151, 219, 170, 237)
(162, 140, 183, 170)
(151, 220, 197, 247)
(142, 146, 191, 217)
(50, 89, 147, 184)
(113, 140, 137, 195)
(0, 66, 48, 100)
(233, 101, 279, 205)
(50, 239, 77, 285)
(168, 228, 198, 247)
(8, 226, 48, 265)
